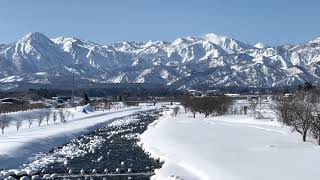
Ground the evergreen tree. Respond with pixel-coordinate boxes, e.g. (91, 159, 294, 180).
(83, 93, 90, 105)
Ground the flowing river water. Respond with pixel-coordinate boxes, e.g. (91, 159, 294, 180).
(10, 110, 163, 180)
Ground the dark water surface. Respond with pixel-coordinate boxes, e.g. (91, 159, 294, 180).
(17, 110, 163, 180)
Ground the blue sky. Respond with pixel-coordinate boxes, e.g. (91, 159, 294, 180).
(0, 0, 319, 46)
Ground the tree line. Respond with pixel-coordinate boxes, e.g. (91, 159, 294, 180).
(180, 96, 233, 118)
(0, 103, 46, 114)
(0, 108, 72, 135)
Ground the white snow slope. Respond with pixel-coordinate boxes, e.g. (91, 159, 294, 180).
(140, 106, 320, 180)
(0, 104, 156, 169)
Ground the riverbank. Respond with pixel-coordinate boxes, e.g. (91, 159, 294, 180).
(0, 104, 158, 170)
(140, 106, 320, 180)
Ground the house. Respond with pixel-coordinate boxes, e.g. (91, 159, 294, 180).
(188, 90, 204, 96)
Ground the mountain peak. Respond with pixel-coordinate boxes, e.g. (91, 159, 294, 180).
(51, 36, 84, 45)
(309, 37, 320, 44)
(22, 32, 48, 40)
(204, 33, 227, 40)
(19, 32, 51, 44)
(201, 33, 253, 53)
(254, 42, 268, 49)
(202, 33, 229, 45)
(172, 38, 189, 45)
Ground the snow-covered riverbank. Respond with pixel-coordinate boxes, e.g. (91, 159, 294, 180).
(0, 104, 157, 169)
(139, 107, 320, 180)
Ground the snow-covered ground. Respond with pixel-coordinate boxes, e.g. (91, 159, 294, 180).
(0, 104, 157, 170)
(139, 104, 320, 180)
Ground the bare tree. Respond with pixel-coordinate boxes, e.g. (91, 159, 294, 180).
(27, 116, 33, 128)
(58, 109, 66, 123)
(38, 112, 45, 126)
(58, 109, 71, 123)
(258, 92, 264, 112)
(243, 106, 248, 115)
(309, 103, 320, 145)
(0, 115, 11, 134)
(273, 91, 314, 142)
(16, 121, 23, 132)
(52, 111, 57, 123)
(180, 96, 233, 118)
(180, 96, 198, 118)
(44, 110, 52, 125)
(65, 111, 71, 121)
(105, 102, 111, 111)
(290, 92, 314, 142)
(249, 99, 258, 118)
(172, 106, 180, 117)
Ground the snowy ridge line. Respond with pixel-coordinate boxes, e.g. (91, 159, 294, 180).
(0, 106, 158, 170)
(1, 32, 320, 89)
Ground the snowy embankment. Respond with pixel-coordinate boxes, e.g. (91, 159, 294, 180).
(140, 107, 320, 180)
(0, 104, 157, 169)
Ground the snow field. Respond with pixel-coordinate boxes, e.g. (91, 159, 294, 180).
(139, 105, 320, 180)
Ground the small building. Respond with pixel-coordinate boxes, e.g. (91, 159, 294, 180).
(188, 90, 204, 96)
(52, 96, 71, 103)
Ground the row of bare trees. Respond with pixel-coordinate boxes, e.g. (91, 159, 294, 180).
(180, 96, 233, 118)
(0, 103, 46, 114)
(91, 99, 117, 111)
(229, 105, 248, 115)
(272, 90, 320, 144)
(0, 108, 71, 135)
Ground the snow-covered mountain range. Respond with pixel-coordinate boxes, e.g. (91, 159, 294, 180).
(0, 32, 319, 90)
